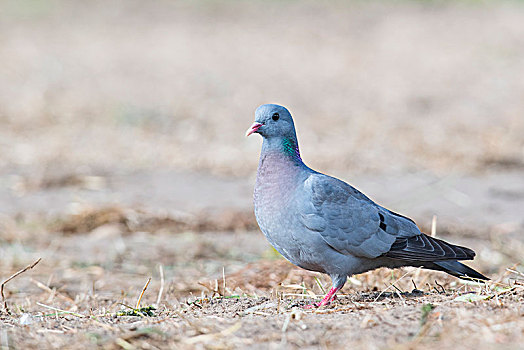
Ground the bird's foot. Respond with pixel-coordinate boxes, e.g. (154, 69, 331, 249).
(303, 287, 340, 309)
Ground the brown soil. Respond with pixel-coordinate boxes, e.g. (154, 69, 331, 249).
(0, 217, 523, 349)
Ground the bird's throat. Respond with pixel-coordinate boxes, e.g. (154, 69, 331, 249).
(261, 137, 302, 164)
(256, 137, 305, 196)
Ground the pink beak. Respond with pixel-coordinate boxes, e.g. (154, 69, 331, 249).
(245, 122, 263, 137)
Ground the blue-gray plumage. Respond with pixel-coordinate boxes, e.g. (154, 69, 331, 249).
(247, 104, 487, 307)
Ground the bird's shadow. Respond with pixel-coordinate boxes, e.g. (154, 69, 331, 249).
(288, 289, 430, 308)
(352, 288, 427, 302)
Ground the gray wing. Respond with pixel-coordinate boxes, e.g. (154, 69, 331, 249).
(299, 173, 422, 259)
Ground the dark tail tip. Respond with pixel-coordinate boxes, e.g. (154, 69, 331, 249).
(433, 260, 489, 281)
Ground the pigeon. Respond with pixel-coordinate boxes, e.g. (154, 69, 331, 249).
(246, 104, 487, 307)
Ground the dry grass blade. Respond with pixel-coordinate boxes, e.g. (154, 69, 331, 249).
(506, 268, 524, 277)
(36, 302, 86, 318)
(1, 258, 42, 315)
(114, 338, 136, 350)
(222, 266, 226, 297)
(314, 277, 327, 294)
(30, 278, 76, 305)
(431, 215, 437, 238)
(136, 277, 152, 309)
(373, 270, 412, 303)
(156, 265, 165, 306)
(36, 302, 117, 331)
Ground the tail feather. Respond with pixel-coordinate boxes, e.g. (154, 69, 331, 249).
(428, 260, 488, 281)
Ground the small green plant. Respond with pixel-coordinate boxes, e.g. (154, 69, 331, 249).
(420, 303, 435, 326)
(117, 305, 157, 317)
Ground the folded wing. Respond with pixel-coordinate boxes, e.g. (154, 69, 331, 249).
(299, 174, 422, 259)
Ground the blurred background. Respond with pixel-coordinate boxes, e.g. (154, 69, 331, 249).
(0, 0, 523, 313)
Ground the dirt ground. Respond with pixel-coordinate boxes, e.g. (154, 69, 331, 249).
(0, 220, 522, 349)
(1, 1, 524, 349)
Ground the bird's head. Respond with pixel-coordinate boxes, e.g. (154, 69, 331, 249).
(246, 104, 296, 139)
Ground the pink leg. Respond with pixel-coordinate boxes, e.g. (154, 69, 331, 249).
(304, 286, 340, 309)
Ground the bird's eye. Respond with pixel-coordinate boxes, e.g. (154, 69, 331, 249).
(272, 113, 280, 121)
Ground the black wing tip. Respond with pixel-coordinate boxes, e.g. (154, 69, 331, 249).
(461, 246, 476, 259)
(386, 233, 478, 262)
(433, 260, 489, 281)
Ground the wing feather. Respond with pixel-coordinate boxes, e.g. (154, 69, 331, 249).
(299, 174, 421, 258)
(385, 234, 475, 261)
